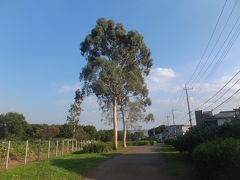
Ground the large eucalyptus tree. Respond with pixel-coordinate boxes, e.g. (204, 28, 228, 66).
(80, 18, 153, 149)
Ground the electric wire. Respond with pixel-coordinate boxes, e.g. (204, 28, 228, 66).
(187, 0, 228, 85)
(190, 0, 239, 86)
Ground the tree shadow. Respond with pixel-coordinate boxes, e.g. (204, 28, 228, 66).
(50, 153, 119, 177)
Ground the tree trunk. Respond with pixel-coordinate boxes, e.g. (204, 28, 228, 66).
(121, 105, 127, 148)
(113, 96, 118, 150)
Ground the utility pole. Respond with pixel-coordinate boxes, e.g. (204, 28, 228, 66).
(166, 115, 170, 137)
(171, 109, 176, 137)
(184, 84, 193, 127)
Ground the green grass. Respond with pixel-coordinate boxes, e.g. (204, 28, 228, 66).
(160, 144, 198, 180)
(0, 147, 132, 180)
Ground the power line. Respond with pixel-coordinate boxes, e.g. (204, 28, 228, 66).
(199, 14, 240, 84)
(202, 22, 240, 82)
(191, 0, 239, 86)
(212, 88, 240, 111)
(203, 76, 240, 110)
(187, 0, 228, 85)
(194, 70, 240, 110)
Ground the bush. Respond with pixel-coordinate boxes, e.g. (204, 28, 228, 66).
(193, 138, 240, 179)
(149, 140, 157, 145)
(164, 137, 175, 145)
(133, 140, 157, 146)
(171, 126, 217, 153)
(83, 142, 112, 153)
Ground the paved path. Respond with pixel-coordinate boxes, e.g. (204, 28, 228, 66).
(83, 145, 175, 180)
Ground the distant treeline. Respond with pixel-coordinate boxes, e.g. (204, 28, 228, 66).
(0, 112, 144, 141)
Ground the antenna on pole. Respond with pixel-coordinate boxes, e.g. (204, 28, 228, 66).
(183, 84, 193, 127)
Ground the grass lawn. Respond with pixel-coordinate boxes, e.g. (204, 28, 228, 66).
(160, 144, 198, 180)
(0, 147, 132, 180)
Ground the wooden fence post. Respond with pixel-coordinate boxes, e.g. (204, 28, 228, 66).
(56, 140, 58, 156)
(47, 140, 51, 158)
(75, 141, 77, 151)
(24, 140, 28, 165)
(71, 140, 74, 152)
(5, 141, 11, 169)
(61, 140, 64, 155)
(67, 140, 69, 153)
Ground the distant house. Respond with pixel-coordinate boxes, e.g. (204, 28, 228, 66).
(154, 125, 190, 142)
(195, 107, 240, 127)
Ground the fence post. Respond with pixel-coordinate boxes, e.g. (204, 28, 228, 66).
(24, 140, 28, 165)
(75, 141, 77, 151)
(56, 140, 58, 156)
(62, 140, 64, 155)
(71, 140, 74, 152)
(47, 140, 51, 158)
(5, 141, 11, 169)
(67, 140, 69, 153)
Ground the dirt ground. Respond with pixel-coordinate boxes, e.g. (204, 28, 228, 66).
(83, 145, 176, 180)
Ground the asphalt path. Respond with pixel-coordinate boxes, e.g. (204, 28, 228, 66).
(83, 145, 175, 180)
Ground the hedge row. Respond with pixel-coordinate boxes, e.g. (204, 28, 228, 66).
(193, 138, 240, 179)
(133, 140, 157, 146)
(165, 123, 240, 153)
(164, 124, 240, 179)
(83, 142, 112, 153)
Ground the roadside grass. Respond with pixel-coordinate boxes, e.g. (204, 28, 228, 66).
(0, 146, 132, 180)
(160, 144, 198, 180)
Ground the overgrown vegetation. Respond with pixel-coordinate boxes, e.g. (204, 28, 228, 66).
(164, 123, 240, 179)
(192, 138, 240, 179)
(133, 140, 157, 146)
(83, 142, 112, 153)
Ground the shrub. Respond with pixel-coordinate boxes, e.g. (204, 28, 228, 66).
(83, 142, 112, 153)
(133, 140, 157, 146)
(149, 140, 157, 145)
(171, 126, 217, 153)
(164, 137, 175, 145)
(192, 138, 240, 179)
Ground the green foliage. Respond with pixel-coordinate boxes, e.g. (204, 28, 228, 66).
(82, 125, 97, 140)
(96, 130, 114, 142)
(83, 142, 112, 153)
(38, 126, 60, 140)
(80, 18, 153, 149)
(168, 124, 240, 154)
(133, 140, 157, 146)
(0, 112, 29, 140)
(169, 126, 217, 153)
(164, 137, 175, 145)
(193, 138, 240, 179)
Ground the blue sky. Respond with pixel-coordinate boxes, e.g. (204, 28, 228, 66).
(1, 0, 240, 130)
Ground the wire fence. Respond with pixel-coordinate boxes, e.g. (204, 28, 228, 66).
(0, 139, 91, 170)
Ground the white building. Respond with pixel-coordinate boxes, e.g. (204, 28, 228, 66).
(154, 125, 190, 142)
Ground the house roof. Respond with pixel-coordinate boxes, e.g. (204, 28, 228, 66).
(214, 111, 235, 119)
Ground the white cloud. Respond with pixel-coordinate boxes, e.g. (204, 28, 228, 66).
(58, 83, 80, 94)
(146, 67, 179, 92)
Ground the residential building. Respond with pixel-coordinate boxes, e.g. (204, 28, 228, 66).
(195, 107, 240, 127)
(154, 125, 190, 142)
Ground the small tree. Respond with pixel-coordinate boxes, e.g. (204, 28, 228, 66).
(67, 89, 83, 139)
(39, 126, 60, 140)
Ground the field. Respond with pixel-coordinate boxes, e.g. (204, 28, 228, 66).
(0, 146, 132, 180)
